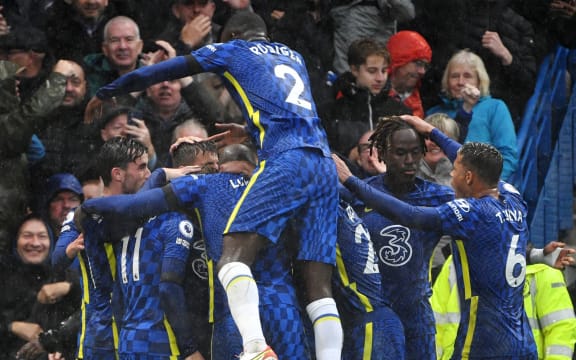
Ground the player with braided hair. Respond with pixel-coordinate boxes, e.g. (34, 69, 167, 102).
(334, 115, 454, 360)
(369, 116, 427, 159)
(333, 114, 539, 358)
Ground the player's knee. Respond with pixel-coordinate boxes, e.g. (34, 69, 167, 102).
(218, 232, 268, 271)
(303, 262, 334, 302)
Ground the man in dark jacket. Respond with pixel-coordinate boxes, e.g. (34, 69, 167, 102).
(34, 60, 101, 189)
(44, 0, 120, 61)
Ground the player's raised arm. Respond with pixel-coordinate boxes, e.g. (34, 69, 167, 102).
(81, 188, 172, 221)
(84, 55, 204, 124)
(401, 115, 461, 162)
(331, 141, 441, 231)
(96, 56, 201, 100)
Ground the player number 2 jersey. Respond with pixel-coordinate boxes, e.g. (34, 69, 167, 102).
(192, 40, 331, 158)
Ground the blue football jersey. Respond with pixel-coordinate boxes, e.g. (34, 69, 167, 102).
(335, 201, 406, 360)
(170, 173, 300, 320)
(334, 201, 384, 317)
(358, 176, 454, 339)
(117, 212, 196, 356)
(436, 182, 536, 358)
(169, 173, 306, 358)
(59, 214, 118, 357)
(192, 40, 330, 158)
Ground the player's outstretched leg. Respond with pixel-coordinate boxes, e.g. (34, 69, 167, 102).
(217, 232, 278, 359)
(303, 261, 343, 360)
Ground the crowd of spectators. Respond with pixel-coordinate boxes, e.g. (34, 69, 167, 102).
(1, 0, 576, 358)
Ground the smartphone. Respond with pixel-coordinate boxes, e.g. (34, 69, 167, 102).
(126, 111, 135, 126)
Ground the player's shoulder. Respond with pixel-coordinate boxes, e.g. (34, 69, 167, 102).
(338, 201, 361, 222)
(414, 177, 455, 202)
(364, 174, 386, 188)
(60, 208, 80, 234)
(150, 212, 195, 232)
(171, 173, 208, 192)
(418, 177, 454, 193)
(202, 39, 248, 54)
(216, 172, 250, 190)
(154, 211, 189, 222)
(498, 181, 527, 206)
(153, 212, 196, 239)
(498, 181, 522, 198)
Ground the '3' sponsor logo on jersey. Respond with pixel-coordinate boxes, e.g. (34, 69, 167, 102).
(378, 225, 412, 267)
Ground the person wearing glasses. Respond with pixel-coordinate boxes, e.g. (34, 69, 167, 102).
(386, 30, 433, 118)
(351, 130, 387, 179)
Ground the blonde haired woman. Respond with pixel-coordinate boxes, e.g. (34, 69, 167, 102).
(427, 49, 518, 181)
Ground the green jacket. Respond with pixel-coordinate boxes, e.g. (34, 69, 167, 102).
(0, 60, 66, 253)
(431, 257, 576, 360)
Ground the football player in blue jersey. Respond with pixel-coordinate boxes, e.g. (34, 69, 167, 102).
(111, 141, 220, 360)
(334, 199, 406, 359)
(83, 11, 341, 360)
(333, 115, 538, 359)
(334, 117, 454, 360)
(53, 137, 151, 359)
(80, 143, 311, 359)
(61, 141, 216, 360)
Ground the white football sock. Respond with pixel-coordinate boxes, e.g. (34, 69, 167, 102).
(218, 262, 267, 353)
(306, 297, 343, 360)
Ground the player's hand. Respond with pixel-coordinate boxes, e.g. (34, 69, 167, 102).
(163, 166, 203, 180)
(400, 115, 435, 136)
(170, 135, 207, 155)
(65, 233, 84, 259)
(184, 351, 205, 360)
(181, 14, 212, 48)
(481, 31, 512, 65)
(210, 123, 249, 149)
(331, 153, 353, 183)
(544, 241, 575, 269)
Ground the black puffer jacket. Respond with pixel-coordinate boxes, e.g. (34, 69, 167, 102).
(322, 72, 411, 156)
(0, 250, 81, 359)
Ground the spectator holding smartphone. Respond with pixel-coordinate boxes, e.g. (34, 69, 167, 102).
(98, 105, 157, 169)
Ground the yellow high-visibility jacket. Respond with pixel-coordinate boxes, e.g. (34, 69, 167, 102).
(431, 257, 576, 359)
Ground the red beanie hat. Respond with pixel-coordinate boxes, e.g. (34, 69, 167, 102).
(387, 31, 432, 73)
